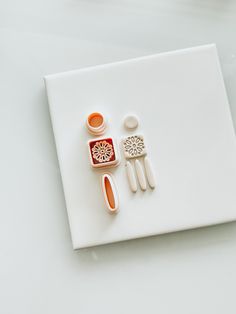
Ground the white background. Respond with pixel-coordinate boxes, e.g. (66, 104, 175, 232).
(1, 1, 236, 313)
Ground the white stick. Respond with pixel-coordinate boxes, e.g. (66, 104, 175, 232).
(135, 159, 147, 191)
(144, 157, 156, 189)
(126, 161, 138, 192)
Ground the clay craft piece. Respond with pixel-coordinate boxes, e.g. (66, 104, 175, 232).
(86, 112, 106, 136)
(101, 173, 119, 213)
(88, 137, 120, 168)
(86, 114, 120, 213)
(124, 114, 139, 130)
(144, 156, 156, 189)
(122, 134, 155, 192)
(122, 135, 147, 159)
(135, 159, 147, 191)
(126, 161, 138, 192)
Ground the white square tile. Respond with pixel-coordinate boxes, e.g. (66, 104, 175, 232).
(45, 44, 236, 249)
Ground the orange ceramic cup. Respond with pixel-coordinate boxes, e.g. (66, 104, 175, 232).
(86, 112, 106, 136)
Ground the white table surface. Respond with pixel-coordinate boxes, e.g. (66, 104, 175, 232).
(1, 1, 236, 313)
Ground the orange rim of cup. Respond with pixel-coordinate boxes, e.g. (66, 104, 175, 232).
(86, 112, 106, 135)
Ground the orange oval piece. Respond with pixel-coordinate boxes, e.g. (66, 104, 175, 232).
(101, 174, 119, 213)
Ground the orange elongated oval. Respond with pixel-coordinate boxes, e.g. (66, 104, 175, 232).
(105, 176, 115, 209)
(101, 174, 119, 213)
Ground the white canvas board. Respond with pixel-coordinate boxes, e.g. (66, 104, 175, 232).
(44, 44, 236, 249)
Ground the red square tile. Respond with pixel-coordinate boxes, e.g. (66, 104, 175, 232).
(88, 137, 119, 168)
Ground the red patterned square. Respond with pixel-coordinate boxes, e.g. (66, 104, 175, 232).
(88, 138, 118, 167)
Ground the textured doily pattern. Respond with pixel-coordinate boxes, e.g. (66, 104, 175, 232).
(92, 140, 114, 163)
(123, 135, 147, 159)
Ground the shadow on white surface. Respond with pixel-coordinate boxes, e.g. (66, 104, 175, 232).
(75, 222, 236, 265)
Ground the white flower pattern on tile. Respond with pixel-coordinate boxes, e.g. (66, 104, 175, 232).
(123, 135, 145, 157)
(92, 140, 114, 163)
